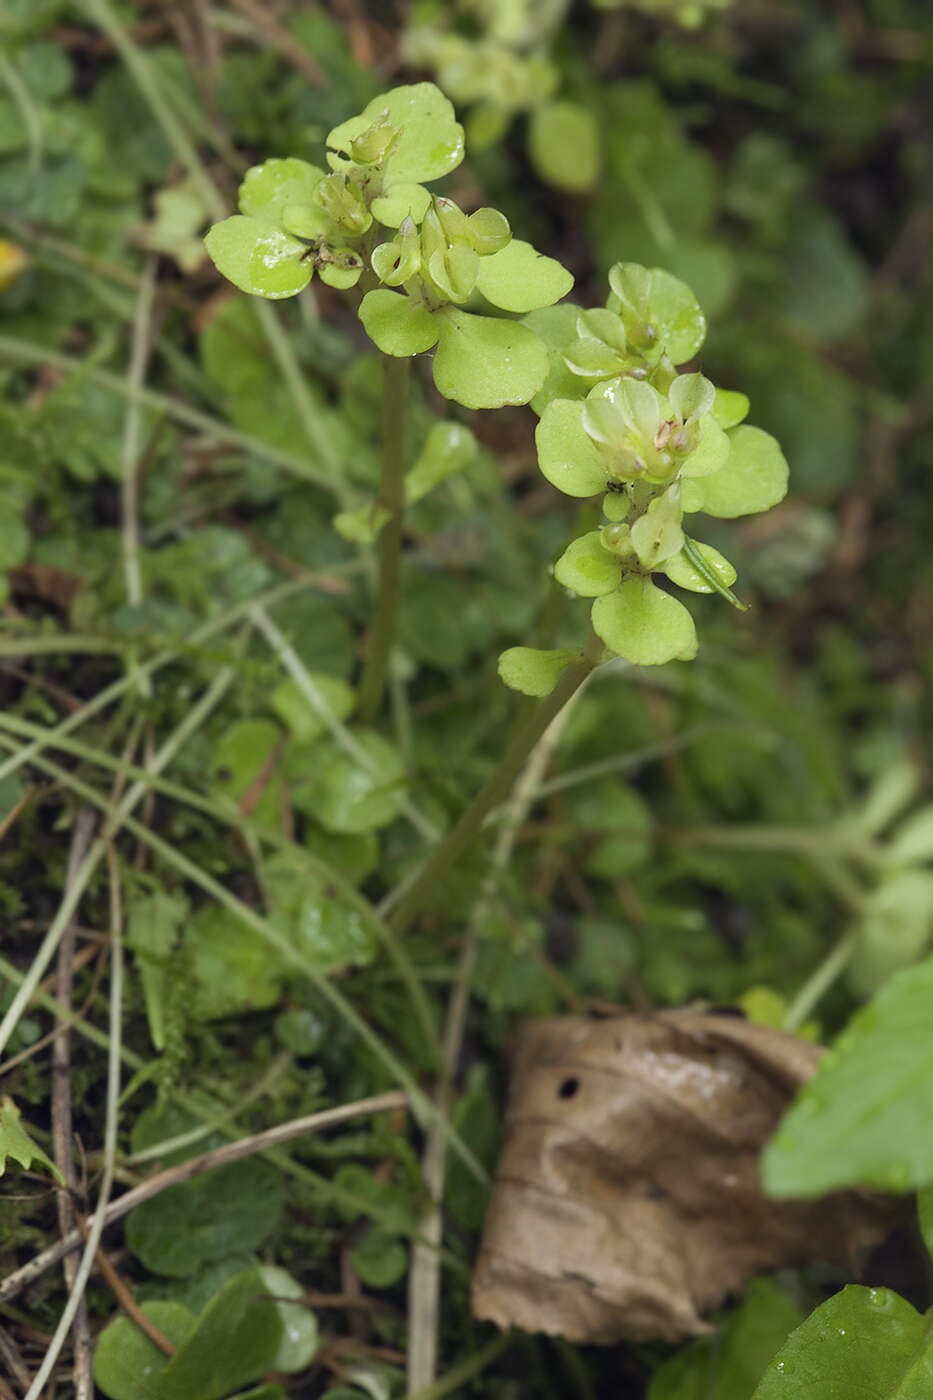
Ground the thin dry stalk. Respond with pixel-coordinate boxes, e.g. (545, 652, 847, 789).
(52, 807, 97, 1400)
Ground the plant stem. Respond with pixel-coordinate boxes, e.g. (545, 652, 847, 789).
(388, 651, 599, 940)
(783, 931, 857, 1032)
(357, 356, 411, 723)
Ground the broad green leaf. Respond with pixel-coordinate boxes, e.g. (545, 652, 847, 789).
(647, 267, 707, 363)
(475, 239, 574, 314)
(93, 1302, 196, 1400)
(535, 398, 607, 497)
(527, 101, 600, 194)
(126, 1159, 284, 1277)
(713, 388, 751, 429)
(326, 83, 464, 185)
(649, 1279, 803, 1400)
(763, 959, 933, 1197)
(497, 647, 581, 697)
(701, 426, 789, 518)
(358, 289, 438, 357)
(554, 531, 621, 596)
(154, 1270, 284, 1400)
(433, 309, 548, 410)
(750, 1285, 932, 1400)
(848, 871, 933, 997)
(301, 731, 404, 834)
(270, 675, 355, 744)
(0, 1096, 64, 1184)
(370, 182, 431, 227)
(126, 891, 187, 1051)
(664, 541, 737, 594)
(591, 576, 698, 666)
(238, 158, 325, 223)
(204, 216, 311, 299)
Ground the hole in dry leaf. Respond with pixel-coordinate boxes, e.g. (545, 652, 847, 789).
(557, 1077, 579, 1100)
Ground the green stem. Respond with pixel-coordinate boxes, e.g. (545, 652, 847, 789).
(388, 652, 599, 940)
(783, 931, 857, 1032)
(357, 356, 411, 723)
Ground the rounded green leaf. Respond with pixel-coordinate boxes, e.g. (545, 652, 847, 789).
(94, 1302, 196, 1400)
(154, 1269, 284, 1400)
(259, 1266, 319, 1372)
(238, 158, 324, 223)
(358, 289, 439, 357)
(648, 268, 706, 363)
(848, 871, 933, 998)
(476, 239, 574, 314)
(701, 425, 789, 517)
(319, 259, 363, 290)
(712, 388, 750, 429)
(433, 308, 548, 409)
(370, 182, 431, 227)
(467, 207, 511, 255)
(528, 101, 600, 194)
(327, 83, 464, 185)
(497, 647, 580, 697)
(350, 1227, 408, 1289)
(536, 398, 607, 497)
(751, 1286, 929, 1400)
(204, 216, 311, 300)
(592, 576, 698, 666)
(663, 541, 737, 593)
(554, 531, 621, 596)
(630, 489, 685, 569)
(310, 730, 405, 834)
(669, 372, 715, 422)
(126, 1159, 284, 1277)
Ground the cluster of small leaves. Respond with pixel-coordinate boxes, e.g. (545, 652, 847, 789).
(402, 0, 602, 193)
(205, 82, 574, 410)
(500, 261, 788, 692)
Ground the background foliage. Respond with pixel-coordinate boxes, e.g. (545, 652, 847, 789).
(1, 2, 932, 1398)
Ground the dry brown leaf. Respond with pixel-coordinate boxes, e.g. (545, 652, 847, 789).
(471, 1011, 897, 1343)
